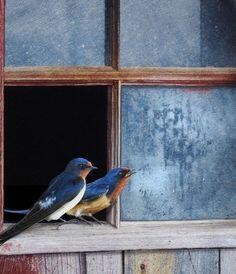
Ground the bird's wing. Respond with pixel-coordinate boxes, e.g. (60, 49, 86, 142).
(82, 183, 109, 202)
(24, 176, 84, 221)
(0, 174, 85, 245)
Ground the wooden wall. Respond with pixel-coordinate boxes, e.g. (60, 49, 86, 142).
(0, 249, 235, 274)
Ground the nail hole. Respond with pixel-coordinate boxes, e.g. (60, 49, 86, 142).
(140, 264, 146, 270)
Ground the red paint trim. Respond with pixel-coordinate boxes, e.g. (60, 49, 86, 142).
(183, 87, 211, 93)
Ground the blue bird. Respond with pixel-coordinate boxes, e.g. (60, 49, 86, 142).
(0, 157, 97, 245)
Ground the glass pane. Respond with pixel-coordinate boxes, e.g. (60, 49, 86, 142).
(5, 0, 107, 66)
(121, 86, 236, 221)
(121, 0, 236, 67)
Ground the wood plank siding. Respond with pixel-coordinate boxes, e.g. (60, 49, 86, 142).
(1, 249, 236, 274)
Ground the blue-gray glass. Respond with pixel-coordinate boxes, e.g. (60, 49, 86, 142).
(5, 0, 107, 66)
(121, 0, 236, 67)
(121, 86, 236, 221)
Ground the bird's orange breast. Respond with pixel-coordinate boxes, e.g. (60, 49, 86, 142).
(108, 176, 130, 203)
(67, 195, 111, 216)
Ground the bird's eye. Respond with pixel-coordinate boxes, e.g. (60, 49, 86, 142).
(119, 171, 123, 176)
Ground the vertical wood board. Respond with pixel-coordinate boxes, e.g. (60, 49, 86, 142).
(220, 249, 236, 274)
(124, 249, 219, 274)
(86, 251, 122, 274)
(0, 253, 86, 274)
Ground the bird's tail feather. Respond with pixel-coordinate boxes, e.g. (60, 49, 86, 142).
(4, 208, 30, 215)
(0, 222, 30, 245)
(0, 217, 38, 245)
(1, 208, 32, 245)
(1, 200, 66, 245)
(0, 210, 47, 245)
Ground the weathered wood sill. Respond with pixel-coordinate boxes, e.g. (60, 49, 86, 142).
(0, 219, 236, 255)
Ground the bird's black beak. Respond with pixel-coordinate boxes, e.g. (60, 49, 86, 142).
(124, 169, 136, 177)
(90, 166, 98, 170)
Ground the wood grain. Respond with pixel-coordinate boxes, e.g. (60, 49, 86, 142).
(220, 249, 236, 274)
(106, 81, 121, 227)
(42, 253, 86, 274)
(0, 255, 43, 274)
(86, 251, 122, 274)
(124, 249, 219, 274)
(108, 0, 120, 69)
(0, 0, 4, 228)
(0, 253, 86, 274)
(0, 220, 235, 255)
(4, 67, 236, 86)
(124, 250, 176, 274)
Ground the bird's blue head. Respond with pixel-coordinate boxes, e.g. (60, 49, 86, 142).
(104, 167, 135, 199)
(65, 158, 98, 178)
(105, 167, 135, 184)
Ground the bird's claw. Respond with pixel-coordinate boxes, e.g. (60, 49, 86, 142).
(55, 218, 82, 230)
(87, 215, 107, 225)
(96, 221, 107, 225)
(77, 216, 94, 226)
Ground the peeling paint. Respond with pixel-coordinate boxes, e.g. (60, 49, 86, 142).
(1, 242, 14, 252)
(0, 241, 22, 254)
(0, 255, 43, 274)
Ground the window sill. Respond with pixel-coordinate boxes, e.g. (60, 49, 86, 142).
(0, 219, 236, 255)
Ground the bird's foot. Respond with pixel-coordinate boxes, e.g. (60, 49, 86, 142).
(55, 218, 82, 230)
(87, 215, 107, 225)
(77, 216, 94, 226)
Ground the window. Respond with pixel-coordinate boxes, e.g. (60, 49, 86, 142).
(0, 0, 236, 255)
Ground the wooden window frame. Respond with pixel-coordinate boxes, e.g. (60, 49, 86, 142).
(1, 0, 236, 255)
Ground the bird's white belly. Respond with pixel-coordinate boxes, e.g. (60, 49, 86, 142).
(47, 183, 86, 221)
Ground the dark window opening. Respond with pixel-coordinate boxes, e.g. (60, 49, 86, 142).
(4, 86, 108, 223)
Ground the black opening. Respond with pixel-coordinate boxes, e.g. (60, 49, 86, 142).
(4, 86, 108, 222)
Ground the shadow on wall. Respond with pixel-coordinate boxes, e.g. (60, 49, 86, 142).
(201, 0, 236, 66)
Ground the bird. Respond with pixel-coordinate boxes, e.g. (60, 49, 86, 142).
(0, 157, 97, 245)
(4, 167, 135, 226)
(65, 167, 135, 224)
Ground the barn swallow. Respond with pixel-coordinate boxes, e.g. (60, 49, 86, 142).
(5, 167, 135, 226)
(0, 157, 97, 245)
(66, 167, 135, 224)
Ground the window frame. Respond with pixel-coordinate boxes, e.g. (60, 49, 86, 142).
(1, 0, 236, 255)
